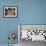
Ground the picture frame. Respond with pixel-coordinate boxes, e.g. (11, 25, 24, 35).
(3, 6, 17, 18)
(18, 24, 46, 42)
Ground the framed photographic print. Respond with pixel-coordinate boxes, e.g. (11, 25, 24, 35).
(18, 24, 46, 42)
(3, 6, 17, 18)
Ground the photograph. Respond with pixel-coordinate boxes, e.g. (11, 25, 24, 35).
(18, 24, 46, 41)
(4, 6, 17, 17)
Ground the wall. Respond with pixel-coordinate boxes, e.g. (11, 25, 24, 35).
(0, 0, 46, 44)
(18, 0, 46, 24)
(0, 0, 18, 44)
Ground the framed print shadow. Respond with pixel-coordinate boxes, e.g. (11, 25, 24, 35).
(3, 6, 17, 18)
